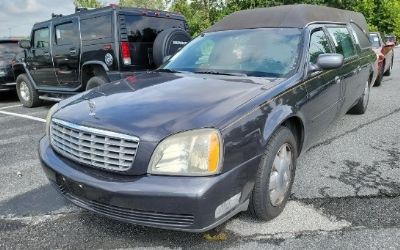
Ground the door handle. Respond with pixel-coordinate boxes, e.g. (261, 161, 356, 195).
(69, 49, 77, 55)
(43, 51, 50, 56)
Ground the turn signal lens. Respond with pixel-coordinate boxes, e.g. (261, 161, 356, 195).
(208, 133, 220, 173)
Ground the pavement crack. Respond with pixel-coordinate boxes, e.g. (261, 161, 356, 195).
(308, 107, 400, 151)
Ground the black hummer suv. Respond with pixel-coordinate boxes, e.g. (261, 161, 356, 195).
(0, 39, 23, 91)
(13, 6, 190, 107)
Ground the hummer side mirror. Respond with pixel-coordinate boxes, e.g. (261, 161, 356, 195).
(19, 40, 31, 49)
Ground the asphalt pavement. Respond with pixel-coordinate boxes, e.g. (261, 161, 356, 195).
(1, 48, 400, 249)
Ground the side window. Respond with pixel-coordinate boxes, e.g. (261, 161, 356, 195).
(55, 22, 76, 45)
(350, 24, 371, 49)
(33, 28, 50, 49)
(327, 27, 356, 59)
(81, 15, 112, 41)
(369, 33, 381, 48)
(309, 30, 332, 64)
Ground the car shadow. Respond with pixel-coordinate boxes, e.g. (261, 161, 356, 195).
(0, 90, 19, 103)
(0, 184, 75, 217)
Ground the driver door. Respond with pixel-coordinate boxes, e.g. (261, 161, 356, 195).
(303, 27, 341, 144)
(26, 25, 58, 86)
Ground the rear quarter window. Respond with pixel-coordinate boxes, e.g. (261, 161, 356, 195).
(81, 15, 112, 41)
(350, 24, 371, 49)
(327, 27, 357, 59)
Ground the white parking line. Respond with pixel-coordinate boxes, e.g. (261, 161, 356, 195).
(0, 110, 46, 123)
(0, 104, 23, 110)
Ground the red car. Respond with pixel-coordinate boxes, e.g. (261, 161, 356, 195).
(369, 32, 395, 86)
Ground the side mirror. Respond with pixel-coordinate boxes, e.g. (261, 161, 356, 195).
(19, 40, 31, 49)
(385, 42, 395, 47)
(309, 53, 344, 73)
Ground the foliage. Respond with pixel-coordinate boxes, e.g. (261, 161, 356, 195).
(73, 0, 104, 8)
(170, 0, 400, 38)
(119, 0, 166, 10)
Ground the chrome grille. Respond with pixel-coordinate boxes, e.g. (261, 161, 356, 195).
(50, 118, 139, 172)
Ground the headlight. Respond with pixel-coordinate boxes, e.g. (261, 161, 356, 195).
(148, 129, 223, 176)
(45, 103, 59, 138)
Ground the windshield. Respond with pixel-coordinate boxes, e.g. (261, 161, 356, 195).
(0, 42, 22, 60)
(369, 34, 381, 48)
(161, 28, 302, 78)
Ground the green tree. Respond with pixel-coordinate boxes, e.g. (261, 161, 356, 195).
(73, 0, 103, 8)
(119, 0, 166, 10)
(170, 0, 400, 38)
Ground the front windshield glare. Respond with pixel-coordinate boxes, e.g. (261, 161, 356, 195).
(162, 28, 302, 78)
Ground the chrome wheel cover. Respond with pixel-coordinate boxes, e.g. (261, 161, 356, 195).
(19, 81, 30, 102)
(269, 143, 293, 207)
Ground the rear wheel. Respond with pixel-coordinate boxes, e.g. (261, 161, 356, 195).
(384, 56, 393, 76)
(348, 80, 370, 115)
(248, 126, 297, 221)
(374, 66, 384, 87)
(16, 74, 41, 108)
(86, 76, 108, 90)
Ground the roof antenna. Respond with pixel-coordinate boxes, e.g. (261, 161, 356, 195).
(51, 13, 63, 18)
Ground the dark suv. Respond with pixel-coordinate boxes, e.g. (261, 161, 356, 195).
(13, 6, 190, 107)
(0, 39, 23, 91)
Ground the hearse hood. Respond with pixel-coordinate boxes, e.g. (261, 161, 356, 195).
(54, 72, 282, 142)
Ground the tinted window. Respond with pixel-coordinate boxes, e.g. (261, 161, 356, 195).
(350, 24, 371, 49)
(124, 15, 186, 43)
(81, 15, 112, 41)
(0, 42, 22, 61)
(163, 28, 301, 78)
(309, 30, 332, 64)
(33, 28, 50, 48)
(369, 33, 381, 48)
(327, 27, 356, 59)
(55, 22, 76, 45)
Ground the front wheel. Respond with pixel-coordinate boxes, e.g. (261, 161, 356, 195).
(384, 56, 393, 76)
(248, 126, 298, 221)
(16, 74, 42, 108)
(348, 80, 370, 115)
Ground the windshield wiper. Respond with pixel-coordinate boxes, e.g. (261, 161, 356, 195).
(193, 70, 247, 77)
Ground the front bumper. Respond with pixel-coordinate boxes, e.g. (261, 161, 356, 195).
(0, 72, 16, 90)
(39, 136, 259, 232)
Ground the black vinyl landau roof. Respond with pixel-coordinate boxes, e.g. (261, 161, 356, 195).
(206, 4, 369, 33)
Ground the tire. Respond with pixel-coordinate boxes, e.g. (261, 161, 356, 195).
(248, 126, 298, 221)
(86, 76, 108, 90)
(384, 55, 394, 76)
(153, 28, 191, 67)
(348, 80, 370, 115)
(374, 66, 383, 87)
(16, 74, 41, 108)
